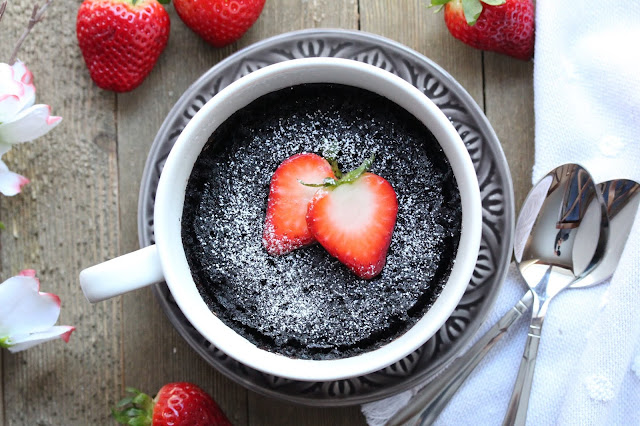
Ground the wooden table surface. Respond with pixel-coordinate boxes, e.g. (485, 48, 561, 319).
(0, 0, 533, 424)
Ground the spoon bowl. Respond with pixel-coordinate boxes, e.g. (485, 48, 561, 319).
(386, 175, 639, 426)
(503, 164, 609, 425)
(571, 179, 640, 288)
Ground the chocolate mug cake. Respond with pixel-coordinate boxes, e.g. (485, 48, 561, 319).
(181, 83, 462, 360)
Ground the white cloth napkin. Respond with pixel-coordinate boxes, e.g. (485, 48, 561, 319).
(362, 1, 640, 425)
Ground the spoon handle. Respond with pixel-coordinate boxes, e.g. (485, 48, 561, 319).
(502, 314, 545, 426)
(385, 291, 534, 426)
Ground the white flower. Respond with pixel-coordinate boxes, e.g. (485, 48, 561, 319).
(0, 60, 61, 196)
(0, 270, 74, 352)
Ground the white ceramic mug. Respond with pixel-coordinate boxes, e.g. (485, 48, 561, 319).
(80, 58, 482, 382)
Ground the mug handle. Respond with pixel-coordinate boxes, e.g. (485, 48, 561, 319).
(79, 245, 164, 303)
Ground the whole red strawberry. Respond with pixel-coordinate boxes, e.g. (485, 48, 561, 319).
(173, 0, 265, 47)
(112, 382, 232, 425)
(432, 0, 534, 60)
(76, 0, 170, 92)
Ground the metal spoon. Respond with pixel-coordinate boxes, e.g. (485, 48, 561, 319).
(387, 173, 640, 426)
(502, 164, 609, 425)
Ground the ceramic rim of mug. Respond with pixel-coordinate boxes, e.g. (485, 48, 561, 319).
(154, 57, 482, 382)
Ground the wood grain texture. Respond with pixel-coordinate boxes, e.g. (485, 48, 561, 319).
(0, 0, 122, 424)
(117, 5, 252, 425)
(483, 53, 535, 212)
(117, 1, 364, 425)
(360, 0, 484, 108)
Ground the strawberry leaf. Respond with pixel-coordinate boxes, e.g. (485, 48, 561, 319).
(299, 154, 376, 188)
(429, 0, 451, 13)
(298, 177, 337, 187)
(156, 0, 171, 5)
(327, 158, 343, 179)
(337, 154, 375, 186)
(462, 0, 483, 25)
(429, 0, 450, 12)
(482, 0, 506, 5)
(112, 388, 154, 426)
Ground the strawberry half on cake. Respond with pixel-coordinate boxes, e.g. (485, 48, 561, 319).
(263, 153, 398, 279)
(262, 153, 336, 255)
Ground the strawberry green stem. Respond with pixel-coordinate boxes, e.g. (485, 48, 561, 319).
(300, 153, 375, 188)
(328, 158, 343, 179)
(429, 0, 506, 25)
(112, 387, 154, 426)
(337, 153, 375, 186)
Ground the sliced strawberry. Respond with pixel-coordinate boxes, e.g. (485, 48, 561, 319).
(263, 153, 335, 255)
(306, 170, 398, 279)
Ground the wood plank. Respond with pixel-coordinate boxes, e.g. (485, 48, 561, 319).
(360, 0, 484, 108)
(483, 53, 535, 212)
(118, 1, 364, 426)
(0, 0, 122, 424)
(117, 5, 251, 425)
(247, 403, 366, 426)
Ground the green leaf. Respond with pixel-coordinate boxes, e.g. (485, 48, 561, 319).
(112, 408, 130, 423)
(428, 0, 450, 12)
(128, 417, 151, 426)
(337, 153, 375, 186)
(132, 393, 153, 411)
(300, 153, 376, 189)
(112, 388, 153, 426)
(0, 221, 5, 231)
(0, 336, 11, 349)
(462, 0, 483, 25)
(482, 0, 506, 5)
(115, 397, 134, 408)
(124, 408, 145, 417)
(327, 158, 343, 179)
(298, 177, 337, 188)
(156, 0, 171, 5)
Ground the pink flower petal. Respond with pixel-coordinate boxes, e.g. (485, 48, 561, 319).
(9, 61, 35, 110)
(0, 160, 29, 196)
(0, 62, 35, 121)
(11, 61, 33, 85)
(18, 269, 37, 278)
(0, 275, 61, 337)
(0, 104, 61, 144)
(0, 64, 22, 95)
(7, 326, 75, 353)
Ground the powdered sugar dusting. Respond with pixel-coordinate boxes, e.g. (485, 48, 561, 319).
(182, 84, 462, 359)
